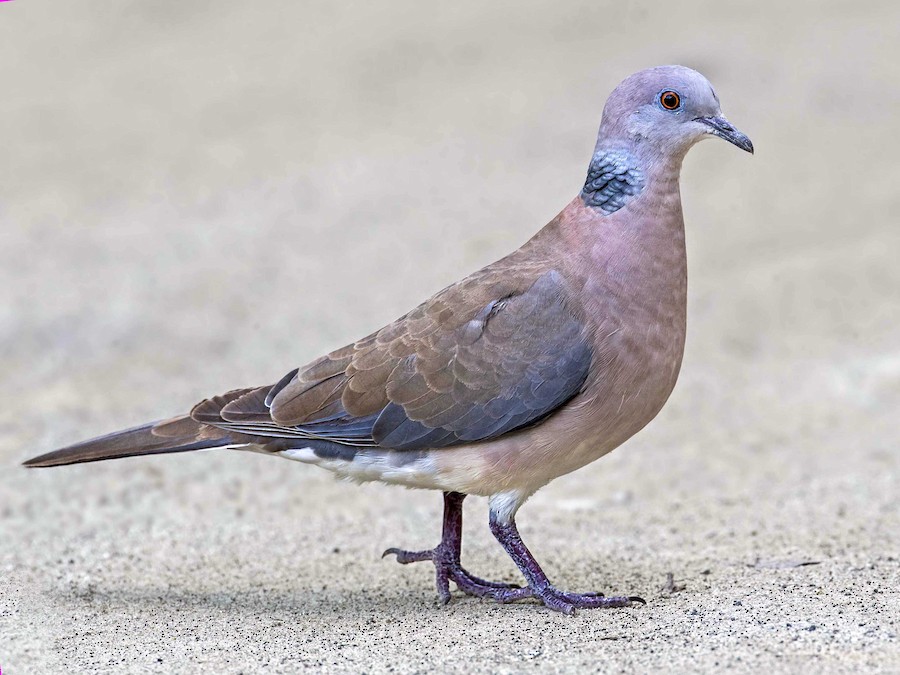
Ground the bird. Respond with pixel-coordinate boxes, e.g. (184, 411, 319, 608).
(24, 65, 753, 614)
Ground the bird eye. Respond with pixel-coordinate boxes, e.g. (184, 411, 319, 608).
(659, 90, 681, 110)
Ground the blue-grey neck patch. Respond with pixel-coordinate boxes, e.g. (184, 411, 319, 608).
(580, 149, 644, 214)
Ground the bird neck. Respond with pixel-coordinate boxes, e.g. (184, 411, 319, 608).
(524, 142, 689, 269)
(536, 148, 688, 282)
(580, 147, 645, 214)
(580, 142, 688, 216)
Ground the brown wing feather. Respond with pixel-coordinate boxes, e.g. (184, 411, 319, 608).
(256, 266, 593, 450)
(270, 265, 532, 426)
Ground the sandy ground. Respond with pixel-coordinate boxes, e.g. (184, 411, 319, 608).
(1, 1, 899, 673)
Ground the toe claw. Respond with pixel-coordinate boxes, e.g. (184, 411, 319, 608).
(628, 595, 647, 606)
(382, 547, 433, 564)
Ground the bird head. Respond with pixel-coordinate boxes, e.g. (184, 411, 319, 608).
(597, 65, 753, 158)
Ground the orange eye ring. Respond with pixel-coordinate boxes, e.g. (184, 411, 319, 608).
(660, 90, 681, 110)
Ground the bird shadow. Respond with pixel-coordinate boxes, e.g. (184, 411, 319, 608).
(46, 581, 521, 620)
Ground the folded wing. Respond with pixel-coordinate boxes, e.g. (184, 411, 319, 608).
(194, 268, 593, 452)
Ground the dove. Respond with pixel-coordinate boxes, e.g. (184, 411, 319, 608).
(24, 65, 752, 613)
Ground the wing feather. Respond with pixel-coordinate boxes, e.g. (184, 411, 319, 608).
(192, 267, 593, 453)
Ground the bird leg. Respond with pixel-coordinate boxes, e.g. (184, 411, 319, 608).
(384, 492, 643, 612)
(383, 491, 520, 603)
(487, 513, 645, 614)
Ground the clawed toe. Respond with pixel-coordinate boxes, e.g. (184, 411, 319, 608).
(534, 587, 642, 612)
(456, 569, 520, 590)
(382, 543, 519, 600)
(382, 547, 433, 564)
(449, 570, 524, 599)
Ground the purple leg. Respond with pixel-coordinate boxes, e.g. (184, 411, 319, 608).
(488, 513, 645, 614)
(383, 492, 519, 603)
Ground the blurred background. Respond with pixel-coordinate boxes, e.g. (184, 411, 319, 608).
(1, 1, 898, 672)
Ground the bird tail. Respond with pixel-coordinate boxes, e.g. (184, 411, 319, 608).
(23, 415, 234, 468)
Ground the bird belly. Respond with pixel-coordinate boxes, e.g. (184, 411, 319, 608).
(277, 446, 451, 490)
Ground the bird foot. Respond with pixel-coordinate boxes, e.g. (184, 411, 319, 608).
(448, 583, 644, 613)
(383, 546, 520, 604)
(382, 546, 643, 613)
(527, 587, 645, 614)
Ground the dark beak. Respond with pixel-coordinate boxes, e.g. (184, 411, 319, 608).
(696, 116, 754, 154)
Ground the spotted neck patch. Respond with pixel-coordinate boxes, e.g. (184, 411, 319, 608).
(580, 149, 644, 214)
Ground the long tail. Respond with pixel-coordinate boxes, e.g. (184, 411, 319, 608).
(23, 415, 234, 468)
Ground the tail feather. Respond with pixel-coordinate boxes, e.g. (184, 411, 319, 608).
(23, 416, 233, 468)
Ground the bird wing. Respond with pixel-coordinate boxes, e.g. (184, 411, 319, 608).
(192, 267, 592, 451)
